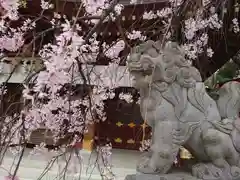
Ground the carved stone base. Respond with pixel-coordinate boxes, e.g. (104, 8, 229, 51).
(192, 163, 240, 180)
(124, 173, 201, 180)
(125, 164, 240, 180)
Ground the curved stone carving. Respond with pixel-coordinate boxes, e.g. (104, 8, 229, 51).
(126, 40, 240, 180)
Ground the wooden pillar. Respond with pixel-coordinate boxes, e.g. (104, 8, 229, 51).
(82, 123, 95, 151)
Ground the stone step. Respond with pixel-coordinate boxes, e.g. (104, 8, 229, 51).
(1, 160, 135, 179)
(0, 149, 139, 180)
(0, 176, 33, 180)
(2, 156, 136, 176)
(0, 165, 102, 180)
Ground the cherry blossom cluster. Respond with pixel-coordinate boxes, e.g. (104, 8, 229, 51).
(142, 3, 222, 61)
(40, 0, 53, 10)
(135, 2, 235, 62)
(83, 0, 108, 16)
(143, 8, 172, 20)
(127, 30, 146, 41)
(182, 9, 222, 60)
(0, 1, 127, 153)
(139, 138, 152, 152)
(232, 18, 240, 33)
(104, 40, 125, 59)
(24, 97, 86, 139)
(0, 0, 20, 20)
(0, 1, 35, 53)
(19, 1, 131, 148)
(119, 92, 133, 103)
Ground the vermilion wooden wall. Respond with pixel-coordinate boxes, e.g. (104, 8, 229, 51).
(95, 87, 151, 150)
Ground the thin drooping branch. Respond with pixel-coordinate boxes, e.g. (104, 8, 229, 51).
(116, 16, 130, 48)
(24, 66, 46, 84)
(78, 15, 101, 20)
(84, 0, 120, 41)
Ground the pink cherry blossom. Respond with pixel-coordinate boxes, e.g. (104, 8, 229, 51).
(0, 0, 19, 20)
(4, 175, 19, 180)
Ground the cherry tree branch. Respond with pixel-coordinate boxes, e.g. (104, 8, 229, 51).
(84, 0, 120, 41)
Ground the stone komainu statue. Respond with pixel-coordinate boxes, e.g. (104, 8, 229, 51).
(127, 40, 240, 180)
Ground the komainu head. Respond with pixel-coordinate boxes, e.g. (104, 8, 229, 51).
(127, 41, 202, 89)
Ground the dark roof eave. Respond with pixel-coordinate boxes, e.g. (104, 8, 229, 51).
(60, 0, 168, 6)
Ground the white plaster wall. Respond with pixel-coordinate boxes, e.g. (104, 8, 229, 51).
(0, 59, 133, 87)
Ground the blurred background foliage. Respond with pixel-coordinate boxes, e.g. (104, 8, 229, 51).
(205, 58, 240, 99)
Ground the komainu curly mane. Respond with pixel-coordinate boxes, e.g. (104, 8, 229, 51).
(128, 41, 202, 87)
(128, 41, 207, 120)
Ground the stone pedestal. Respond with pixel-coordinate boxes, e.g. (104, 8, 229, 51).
(125, 173, 200, 180)
(125, 165, 240, 180)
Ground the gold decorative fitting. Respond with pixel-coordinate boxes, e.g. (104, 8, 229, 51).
(128, 122, 136, 128)
(127, 139, 135, 144)
(141, 123, 148, 128)
(180, 147, 192, 159)
(114, 138, 122, 143)
(116, 122, 123, 127)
